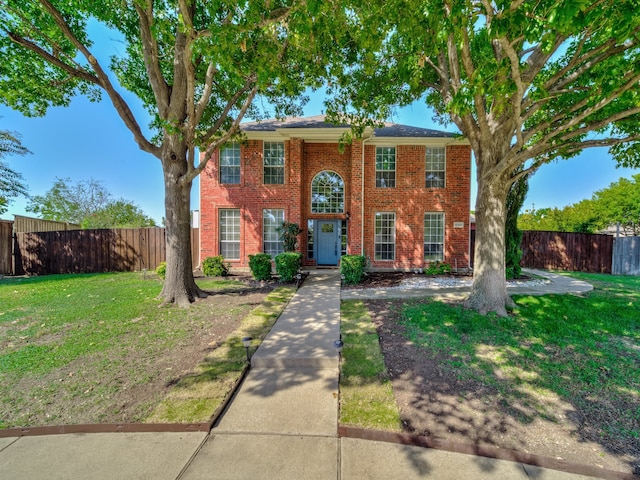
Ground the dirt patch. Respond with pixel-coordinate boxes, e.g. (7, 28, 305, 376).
(1, 282, 275, 428)
(367, 297, 639, 476)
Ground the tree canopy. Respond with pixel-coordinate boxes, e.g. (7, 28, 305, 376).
(330, 0, 640, 315)
(0, 0, 350, 305)
(27, 177, 156, 228)
(0, 128, 29, 215)
(519, 174, 640, 235)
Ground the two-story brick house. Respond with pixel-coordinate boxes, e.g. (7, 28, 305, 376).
(199, 115, 471, 271)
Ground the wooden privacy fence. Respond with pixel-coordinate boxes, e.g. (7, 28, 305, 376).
(520, 230, 614, 273)
(0, 220, 13, 275)
(612, 236, 640, 275)
(13, 228, 199, 276)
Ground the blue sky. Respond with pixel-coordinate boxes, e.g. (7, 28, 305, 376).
(1, 18, 638, 223)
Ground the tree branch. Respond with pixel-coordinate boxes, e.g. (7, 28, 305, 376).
(34, 0, 159, 156)
(185, 83, 260, 185)
(134, 0, 171, 118)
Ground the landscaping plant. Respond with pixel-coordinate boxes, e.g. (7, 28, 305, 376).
(248, 253, 272, 281)
(275, 252, 302, 282)
(340, 255, 367, 285)
(202, 255, 230, 277)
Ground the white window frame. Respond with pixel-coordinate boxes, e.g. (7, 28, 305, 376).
(425, 147, 446, 188)
(263, 209, 285, 257)
(375, 146, 396, 188)
(374, 212, 396, 261)
(424, 212, 445, 262)
(263, 141, 285, 184)
(219, 209, 241, 260)
(219, 142, 241, 184)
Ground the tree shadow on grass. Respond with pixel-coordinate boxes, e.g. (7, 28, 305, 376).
(368, 289, 640, 476)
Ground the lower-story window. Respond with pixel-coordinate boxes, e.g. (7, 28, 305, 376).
(219, 209, 240, 260)
(424, 212, 444, 262)
(374, 212, 395, 261)
(263, 209, 284, 256)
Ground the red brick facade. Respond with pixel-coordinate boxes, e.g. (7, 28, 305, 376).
(199, 124, 471, 271)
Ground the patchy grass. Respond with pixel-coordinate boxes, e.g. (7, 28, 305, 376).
(339, 300, 402, 431)
(146, 286, 295, 423)
(0, 272, 291, 428)
(399, 272, 640, 461)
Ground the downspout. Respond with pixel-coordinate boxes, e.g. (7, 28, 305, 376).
(361, 132, 373, 254)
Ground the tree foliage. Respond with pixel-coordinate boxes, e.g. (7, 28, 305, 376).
(0, 128, 29, 214)
(0, 0, 349, 305)
(27, 177, 156, 228)
(331, 0, 640, 315)
(519, 174, 640, 235)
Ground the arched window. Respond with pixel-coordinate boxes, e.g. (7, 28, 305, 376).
(311, 171, 344, 213)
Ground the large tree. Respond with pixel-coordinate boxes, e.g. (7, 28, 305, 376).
(0, 0, 348, 305)
(0, 129, 29, 215)
(331, 0, 640, 315)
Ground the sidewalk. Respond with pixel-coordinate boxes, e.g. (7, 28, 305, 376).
(0, 270, 614, 479)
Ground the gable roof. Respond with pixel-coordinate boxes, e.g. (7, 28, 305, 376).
(241, 114, 463, 145)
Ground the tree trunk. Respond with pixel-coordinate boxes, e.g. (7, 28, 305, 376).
(158, 138, 205, 306)
(464, 176, 514, 317)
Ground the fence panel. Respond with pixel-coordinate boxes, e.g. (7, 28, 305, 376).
(520, 230, 613, 273)
(0, 220, 13, 275)
(612, 236, 640, 275)
(14, 228, 199, 276)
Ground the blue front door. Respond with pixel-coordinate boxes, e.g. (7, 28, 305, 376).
(316, 220, 340, 265)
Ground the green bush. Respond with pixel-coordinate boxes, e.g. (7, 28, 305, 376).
(276, 221, 302, 252)
(202, 255, 230, 277)
(155, 262, 166, 279)
(248, 253, 273, 281)
(340, 255, 366, 285)
(425, 261, 451, 275)
(275, 252, 302, 282)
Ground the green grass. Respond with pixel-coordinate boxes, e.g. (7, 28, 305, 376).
(399, 272, 640, 447)
(339, 300, 402, 431)
(0, 272, 292, 427)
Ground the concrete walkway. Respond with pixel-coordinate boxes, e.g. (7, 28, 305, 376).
(0, 270, 612, 479)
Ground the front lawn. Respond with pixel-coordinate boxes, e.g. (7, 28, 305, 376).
(342, 272, 640, 475)
(0, 272, 292, 428)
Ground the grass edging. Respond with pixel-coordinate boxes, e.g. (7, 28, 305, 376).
(339, 300, 402, 431)
(145, 285, 296, 425)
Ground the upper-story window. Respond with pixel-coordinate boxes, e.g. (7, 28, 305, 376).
(263, 141, 285, 184)
(375, 146, 396, 188)
(311, 171, 344, 213)
(220, 142, 240, 184)
(425, 147, 446, 188)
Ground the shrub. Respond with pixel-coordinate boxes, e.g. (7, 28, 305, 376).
(276, 221, 303, 252)
(155, 262, 166, 279)
(202, 255, 230, 277)
(425, 261, 451, 275)
(248, 253, 272, 281)
(340, 255, 366, 285)
(275, 252, 302, 282)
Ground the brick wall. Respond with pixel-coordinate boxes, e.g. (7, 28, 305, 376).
(200, 138, 471, 270)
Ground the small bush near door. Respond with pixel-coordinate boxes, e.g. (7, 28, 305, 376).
(340, 255, 366, 285)
(202, 255, 230, 277)
(248, 253, 273, 281)
(275, 252, 302, 282)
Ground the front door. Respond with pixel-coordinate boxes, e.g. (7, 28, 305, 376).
(316, 220, 340, 265)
